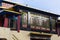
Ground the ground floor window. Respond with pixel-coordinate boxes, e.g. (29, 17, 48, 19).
(31, 38, 50, 40)
(30, 33, 51, 40)
(0, 38, 7, 40)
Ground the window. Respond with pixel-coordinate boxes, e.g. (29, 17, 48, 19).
(8, 15, 18, 29)
(30, 12, 50, 31)
(0, 38, 7, 40)
(30, 33, 51, 40)
(22, 11, 28, 28)
(51, 17, 56, 32)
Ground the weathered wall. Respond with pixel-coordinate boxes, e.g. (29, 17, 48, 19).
(51, 34, 60, 40)
(0, 27, 60, 40)
(2, 2, 14, 9)
(11, 30, 60, 40)
(11, 30, 30, 40)
(0, 27, 12, 40)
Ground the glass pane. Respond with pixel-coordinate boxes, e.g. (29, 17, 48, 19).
(51, 18, 56, 32)
(8, 16, 17, 29)
(41, 15, 50, 31)
(30, 12, 50, 31)
(22, 11, 27, 28)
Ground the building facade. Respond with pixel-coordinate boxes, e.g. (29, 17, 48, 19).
(0, 0, 60, 40)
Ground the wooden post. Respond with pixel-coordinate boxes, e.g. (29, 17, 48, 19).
(17, 15, 20, 32)
(4, 16, 8, 28)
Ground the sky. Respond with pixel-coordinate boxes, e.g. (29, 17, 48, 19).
(5, 0, 60, 15)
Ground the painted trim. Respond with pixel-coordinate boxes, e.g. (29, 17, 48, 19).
(4, 10, 20, 14)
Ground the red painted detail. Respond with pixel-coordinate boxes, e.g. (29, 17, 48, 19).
(4, 17, 8, 28)
(17, 15, 20, 32)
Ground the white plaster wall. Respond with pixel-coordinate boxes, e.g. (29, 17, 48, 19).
(0, 27, 12, 40)
(51, 34, 60, 40)
(0, 27, 60, 40)
(11, 30, 30, 40)
(11, 30, 60, 40)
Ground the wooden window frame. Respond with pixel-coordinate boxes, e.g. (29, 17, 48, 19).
(10, 10, 57, 34)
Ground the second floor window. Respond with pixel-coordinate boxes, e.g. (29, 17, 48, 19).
(22, 11, 28, 28)
(30, 12, 50, 31)
(8, 16, 17, 29)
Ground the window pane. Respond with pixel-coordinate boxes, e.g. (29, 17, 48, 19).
(40, 14, 50, 31)
(8, 16, 17, 29)
(22, 11, 27, 28)
(51, 18, 56, 32)
(30, 12, 50, 31)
